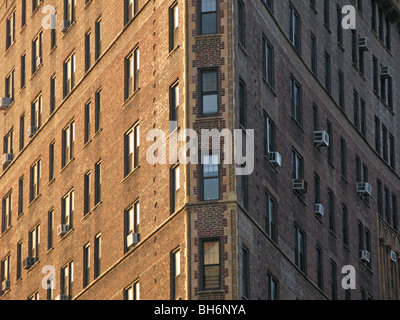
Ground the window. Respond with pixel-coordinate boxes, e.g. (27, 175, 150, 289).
(84, 102, 91, 144)
(323, 0, 330, 27)
(61, 261, 73, 298)
(32, 0, 42, 12)
(264, 113, 276, 155)
(316, 247, 323, 290)
(200, 69, 218, 116)
(373, 56, 379, 93)
(327, 121, 333, 163)
(310, 34, 317, 75)
(382, 125, 388, 163)
(32, 32, 43, 74)
(124, 0, 138, 25)
(95, 18, 102, 60)
(51, 11, 56, 50)
(50, 75, 56, 113)
(360, 99, 366, 138)
(389, 134, 396, 170)
(85, 31, 91, 72)
(265, 192, 277, 243)
(202, 153, 219, 201)
(94, 161, 101, 205)
(61, 189, 74, 228)
(171, 164, 181, 213)
(95, 90, 101, 132)
(238, 79, 246, 127)
(19, 115, 24, 151)
(169, 82, 180, 133)
(331, 260, 338, 300)
(21, 54, 26, 89)
(340, 138, 347, 178)
(171, 249, 181, 300)
(28, 292, 39, 300)
(294, 225, 306, 273)
(377, 180, 383, 216)
(201, 239, 220, 290)
(292, 150, 304, 180)
(238, 0, 245, 46)
(17, 242, 22, 281)
(375, 117, 381, 155)
(29, 225, 40, 261)
(3, 130, 13, 170)
(1, 256, 11, 294)
(242, 247, 249, 299)
(338, 71, 344, 110)
(289, 4, 301, 52)
(30, 160, 41, 202)
(267, 273, 278, 300)
(83, 243, 90, 288)
(200, 0, 217, 35)
(49, 142, 55, 181)
(262, 37, 274, 87)
(22, 0, 26, 27)
(324, 52, 331, 93)
(342, 205, 349, 246)
(125, 202, 140, 252)
(64, 0, 76, 22)
(313, 104, 319, 131)
(84, 172, 91, 216)
(6, 12, 15, 50)
(94, 234, 101, 279)
(263, 0, 273, 12)
(169, 3, 179, 51)
(125, 49, 140, 99)
(5, 70, 15, 102)
(2, 192, 12, 233)
(290, 77, 302, 125)
(47, 276, 54, 300)
(48, 210, 53, 250)
(328, 189, 335, 233)
(351, 30, 358, 67)
(392, 195, 398, 231)
(18, 177, 23, 216)
(62, 122, 75, 167)
(125, 281, 140, 300)
(336, 6, 343, 46)
(31, 94, 42, 131)
(63, 53, 75, 97)
(124, 124, 139, 176)
(384, 187, 391, 224)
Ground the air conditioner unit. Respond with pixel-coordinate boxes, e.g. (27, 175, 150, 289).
(358, 37, 370, 51)
(391, 251, 397, 262)
(61, 20, 73, 33)
(1, 280, 10, 291)
(57, 224, 70, 237)
(293, 179, 308, 192)
(2, 153, 14, 165)
(22, 257, 37, 270)
(0, 97, 13, 110)
(27, 126, 38, 138)
(356, 182, 372, 195)
(268, 152, 282, 167)
(36, 57, 42, 68)
(127, 232, 140, 248)
(55, 295, 72, 300)
(380, 66, 392, 79)
(360, 250, 371, 263)
(315, 203, 324, 216)
(313, 131, 329, 147)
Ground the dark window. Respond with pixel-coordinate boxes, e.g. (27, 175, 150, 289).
(342, 205, 349, 246)
(6, 12, 15, 50)
(264, 113, 276, 154)
(84, 171, 91, 216)
(49, 142, 55, 181)
(95, 90, 101, 132)
(61, 261, 73, 297)
(340, 138, 347, 178)
(124, 0, 138, 25)
(267, 273, 278, 300)
(328, 189, 335, 233)
(242, 247, 249, 299)
(85, 31, 91, 72)
(289, 4, 301, 52)
(265, 192, 277, 242)
(238, 0, 245, 46)
(327, 121, 333, 163)
(169, 3, 179, 51)
(18, 177, 23, 216)
(336, 6, 343, 45)
(375, 117, 381, 155)
(353, 90, 359, 129)
(171, 164, 181, 213)
(95, 19, 102, 60)
(32, 32, 43, 74)
(94, 161, 101, 206)
(351, 30, 358, 67)
(392, 195, 398, 231)
(377, 180, 383, 216)
(63, 53, 75, 97)
(360, 99, 366, 138)
(61, 189, 74, 227)
(50, 76, 56, 113)
(17, 242, 22, 280)
(310, 34, 317, 75)
(124, 124, 139, 177)
(323, 0, 330, 27)
(239, 79, 246, 127)
(84, 102, 91, 144)
(316, 247, 323, 290)
(314, 174, 320, 204)
(48, 210, 53, 250)
(171, 249, 181, 300)
(290, 77, 302, 125)
(30, 160, 40, 202)
(124, 49, 139, 100)
(22, 0, 26, 27)
(262, 37, 274, 86)
(338, 71, 344, 110)
(324, 52, 331, 93)
(2, 192, 12, 233)
(21, 54, 26, 89)
(83, 244, 90, 288)
(295, 225, 306, 273)
(28, 225, 40, 260)
(62, 122, 75, 167)
(169, 82, 179, 133)
(389, 134, 396, 170)
(331, 261, 338, 300)
(94, 234, 101, 279)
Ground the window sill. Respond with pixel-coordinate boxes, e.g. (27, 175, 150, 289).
(194, 33, 223, 39)
(195, 115, 224, 122)
(263, 154, 280, 173)
(327, 160, 335, 169)
(122, 166, 140, 184)
(198, 290, 225, 295)
(48, 178, 56, 187)
(4, 41, 16, 56)
(262, 77, 277, 97)
(46, 247, 54, 255)
(82, 211, 93, 222)
(358, 260, 374, 275)
(337, 42, 345, 52)
(238, 42, 249, 57)
(167, 45, 180, 59)
(328, 230, 337, 239)
(83, 139, 92, 149)
(323, 23, 331, 34)
(0, 226, 13, 238)
(290, 116, 305, 133)
(61, 20, 77, 38)
(30, 63, 44, 80)
(17, 213, 24, 221)
(31, 1, 44, 17)
(28, 194, 42, 208)
(93, 202, 103, 212)
(340, 175, 348, 184)
(343, 244, 351, 253)
(50, 45, 58, 55)
(292, 190, 307, 206)
(122, 88, 141, 108)
(26, 260, 40, 274)
(58, 228, 74, 242)
(93, 128, 103, 139)
(60, 158, 75, 174)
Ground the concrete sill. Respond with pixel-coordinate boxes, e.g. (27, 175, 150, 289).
(28, 194, 42, 209)
(58, 228, 74, 242)
(59, 158, 76, 174)
(122, 166, 140, 184)
(198, 290, 225, 295)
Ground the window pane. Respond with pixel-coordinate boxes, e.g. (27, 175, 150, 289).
(202, 13, 217, 34)
(204, 241, 219, 265)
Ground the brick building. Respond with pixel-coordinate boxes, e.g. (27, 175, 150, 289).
(0, 0, 399, 300)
